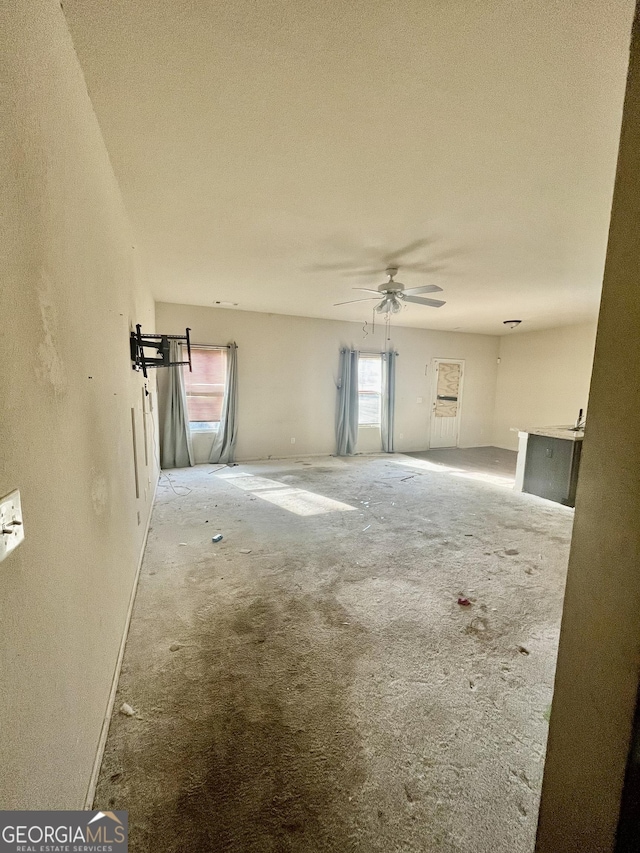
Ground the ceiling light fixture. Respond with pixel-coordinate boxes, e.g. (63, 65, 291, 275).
(377, 295, 402, 314)
(503, 319, 522, 329)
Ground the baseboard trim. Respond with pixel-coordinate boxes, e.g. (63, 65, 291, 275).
(232, 451, 392, 463)
(83, 475, 159, 809)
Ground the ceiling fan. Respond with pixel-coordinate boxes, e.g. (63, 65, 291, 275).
(334, 267, 446, 314)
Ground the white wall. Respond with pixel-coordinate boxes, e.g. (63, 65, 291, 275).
(155, 303, 499, 461)
(0, 0, 157, 808)
(492, 323, 597, 450)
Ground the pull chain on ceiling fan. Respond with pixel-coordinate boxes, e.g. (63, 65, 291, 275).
(334, 267, 446, 314)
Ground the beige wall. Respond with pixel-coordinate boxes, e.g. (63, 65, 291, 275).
(492, 323, 597, 450)
(0, 0, 157, 808)
(156, 303, 499, 461)
(536, 5, 640, 850)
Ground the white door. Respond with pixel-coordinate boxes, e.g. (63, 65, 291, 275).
(429, 358, 464, 448)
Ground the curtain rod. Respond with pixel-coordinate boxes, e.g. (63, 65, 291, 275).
(341, 348, 399, 355)
(189, 343, 235, 349)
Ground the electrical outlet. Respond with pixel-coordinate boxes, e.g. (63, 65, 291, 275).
(290, 437, 296, 444)
(0, 490, 24, 563)
(399, 433, 404, 439)
(416, 397, 423, 404)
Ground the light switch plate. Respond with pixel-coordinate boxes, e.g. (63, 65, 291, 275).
(0, 489, 24, 562)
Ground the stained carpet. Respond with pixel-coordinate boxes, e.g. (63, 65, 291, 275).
(95, 453, 571, 853)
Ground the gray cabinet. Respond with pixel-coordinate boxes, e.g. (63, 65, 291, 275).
(523, 434, 582, 507)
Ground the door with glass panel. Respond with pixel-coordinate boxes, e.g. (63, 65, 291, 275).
(429, 358, 464, 448)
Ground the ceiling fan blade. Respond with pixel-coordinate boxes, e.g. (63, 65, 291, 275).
(353, 287, 384, 294)
(402, 284, 444, 296)
(402, 295, 446, 308)
(333, 297, 379, 306)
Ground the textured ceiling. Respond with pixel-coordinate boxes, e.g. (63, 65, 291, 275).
(64, 0, 634, 334)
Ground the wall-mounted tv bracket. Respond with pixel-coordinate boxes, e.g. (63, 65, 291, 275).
(130, 324, 192, 378)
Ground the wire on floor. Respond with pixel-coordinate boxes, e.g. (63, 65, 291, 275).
(162, 471, 192, 497)
(148, 396, 192, 497)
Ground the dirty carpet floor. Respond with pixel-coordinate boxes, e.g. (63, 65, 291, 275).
(95, 453, 572, 853)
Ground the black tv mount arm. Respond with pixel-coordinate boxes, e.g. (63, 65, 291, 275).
(130, 324, 192, 379)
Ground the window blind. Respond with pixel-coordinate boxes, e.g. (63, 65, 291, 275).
(183, 347, 227, 423)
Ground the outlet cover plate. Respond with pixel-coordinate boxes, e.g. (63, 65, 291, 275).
(0, 489, 24, 562)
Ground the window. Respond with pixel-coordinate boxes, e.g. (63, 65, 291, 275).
(183, 347, 227, 431)
(358, 354, 382, 426)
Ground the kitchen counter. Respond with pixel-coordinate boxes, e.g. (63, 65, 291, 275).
(516, 425, 584, 442)
(513, 425, 584, 506)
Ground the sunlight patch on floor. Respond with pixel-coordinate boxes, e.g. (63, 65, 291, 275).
(452, 471, 515, 488)
(388, 457, 464, 474)
(217, 472, 357, 516)
(390, 457, 515, 488)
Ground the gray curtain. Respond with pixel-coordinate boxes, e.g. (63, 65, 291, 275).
(161, 340, 194, 469)
(209, 343, 238, 464)
(336, 349, 359, 456)
(381, 350, 397, 453)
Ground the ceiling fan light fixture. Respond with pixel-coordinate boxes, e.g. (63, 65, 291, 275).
(376, 295, 402, 314)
